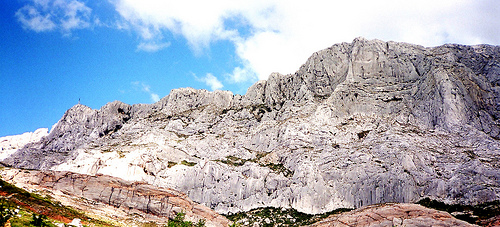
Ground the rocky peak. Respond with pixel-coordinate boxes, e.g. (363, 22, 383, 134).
(161, 88, 234, 116)
(242, 80, 266, 106)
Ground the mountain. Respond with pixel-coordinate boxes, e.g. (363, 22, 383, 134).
(2, 37, 500, 216)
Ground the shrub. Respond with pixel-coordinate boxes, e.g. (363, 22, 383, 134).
(0, 202, 13, 227)
(167, 212, 205, 227)
(30, 214, 48, 227)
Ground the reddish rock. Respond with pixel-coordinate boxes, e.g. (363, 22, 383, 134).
(480, 215, 500, 227)
(0, 168, 229, 227)
(309, 203, 477, 227)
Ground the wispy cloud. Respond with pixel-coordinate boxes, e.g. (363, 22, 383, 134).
(16, 0, 94, 36)
(132, 81, 161, 103)
(15, 5, 56, 32)
(137, 42, 171, 52)
(150, 93, 160, 102)
(196, 73, 224, 91)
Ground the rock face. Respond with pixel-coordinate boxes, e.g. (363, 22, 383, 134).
(308, 203, 476, 227)
(0, 168, 229, 227)
(0, 128, 48, 161)
(2, 38, 500, 214)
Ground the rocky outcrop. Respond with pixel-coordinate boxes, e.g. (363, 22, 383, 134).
(0, 168, 229, 227)
(4, 101, 132, 169)
(309, 203, 476, 227)
(0, 128, 48, 161)
(2, 38, 500, 215)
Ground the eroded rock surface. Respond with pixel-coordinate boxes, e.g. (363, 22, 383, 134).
(0, 168, 229, 227)
(2, 38, 500, 214)
(0, 128, 48, 161)
(309, 203, 476, 227)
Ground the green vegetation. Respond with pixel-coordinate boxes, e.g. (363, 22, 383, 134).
(10, 210, 58, 227)
(264, 163, 294, 178)
(137, 212, 206, 227)
(215, 154, 295, 177)
(218, 156, 248, 167)
(168, 161, 178, 168)
(168, 160, 197, 168)
(30, 214, 49, 227)
(417, 198, 500, 225)
(225, 206, 352, 226)
(167, 212, 205, 227)
(180, 160, 197, 167)
(0, 202, 13, 227)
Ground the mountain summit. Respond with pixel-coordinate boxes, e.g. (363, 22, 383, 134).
(3, 37, 500, 214)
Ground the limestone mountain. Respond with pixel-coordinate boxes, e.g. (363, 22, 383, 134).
(2, 37, 500, 215)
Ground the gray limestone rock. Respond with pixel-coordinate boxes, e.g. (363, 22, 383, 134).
(3, 37, 500, 215)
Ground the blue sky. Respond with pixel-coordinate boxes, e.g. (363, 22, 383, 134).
(1, 0, 499, 137)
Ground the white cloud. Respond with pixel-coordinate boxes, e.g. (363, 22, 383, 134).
(197, 73, 224, 91)
(132, 81, 161, 103)
(226, 65, 257, 83)
(137, 42, 171, 52)
(59, 0, 92, 32)
(111, 0, 274, 53)
(111, 0, 500, 83)
(16, 5, 56, 32)
(150, 93, 160, 102)
(16, 0, 94, 35)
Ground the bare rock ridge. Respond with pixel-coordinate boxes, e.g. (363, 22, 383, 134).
(2, 37, 500, 215)
(0, 168, 229, 227)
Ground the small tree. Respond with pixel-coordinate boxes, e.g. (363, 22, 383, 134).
(30, 214, 48, 227)
(194, 219, 205, 227)
(168, 212, 205, 227)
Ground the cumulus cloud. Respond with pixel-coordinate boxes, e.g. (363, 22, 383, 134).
(111, 0, 500, 82)
(112, 0, 251, 53)
(132, 81, 161, 102)
(16, 0, 94, 35)
(196, 73, 224, 91)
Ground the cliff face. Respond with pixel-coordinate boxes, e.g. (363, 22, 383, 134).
(2, 38, 500, 214)
(0, 128, 47, 161)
